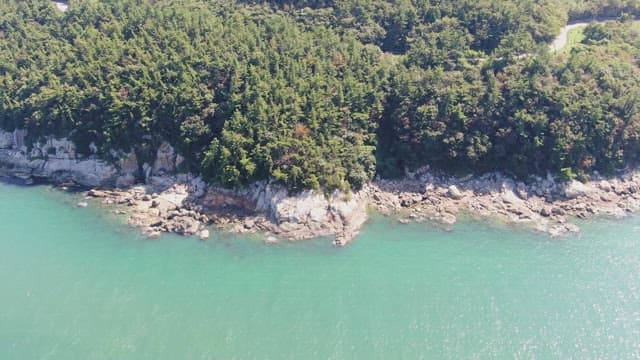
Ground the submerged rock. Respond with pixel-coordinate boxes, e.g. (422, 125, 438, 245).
(198, 229, 210, 241)
(265, 236, 279, 244)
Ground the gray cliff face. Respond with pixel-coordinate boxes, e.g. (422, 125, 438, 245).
(0, 129, 368, 244)
(197, 182, 369, 245)
(0, 129, 118, 187)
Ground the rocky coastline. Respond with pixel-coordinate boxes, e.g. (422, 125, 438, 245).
(365, 169, 640, 237)
(2, 129, 640, 245)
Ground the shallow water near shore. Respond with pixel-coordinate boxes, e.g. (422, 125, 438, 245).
(1, 181, 639, 359)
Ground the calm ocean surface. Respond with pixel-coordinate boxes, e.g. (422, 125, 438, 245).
(1, 181, 639, 359)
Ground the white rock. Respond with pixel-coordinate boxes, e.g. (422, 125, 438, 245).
(501, 189, 522, 204)
(447, 185, 463, 200)
(564, 180, 590, 199)
(198, 229, 210, 240)
(598, 180, 612, 192)
(265, 236, 279, 244)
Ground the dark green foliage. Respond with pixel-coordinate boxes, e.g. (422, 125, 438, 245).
(246, 0, 566, 56)
(0, 0, 385, 192)
(2, 0, 640, 191)
(566, 0, 640, 20)
(380, 21, 640, 179)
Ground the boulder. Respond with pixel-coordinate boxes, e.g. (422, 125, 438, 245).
(598, 180, 612, 192)
(564, 180, 590, 200)
(501, 190, 522, 205)
(447, 185, 464, 200)
(265, 236, 279, 244)
(198, 229, 210, 241)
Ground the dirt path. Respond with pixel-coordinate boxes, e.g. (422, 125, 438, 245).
(53, 1, 68, 11)
(551, 19, 640, 51)
(549, 23, 589, 51)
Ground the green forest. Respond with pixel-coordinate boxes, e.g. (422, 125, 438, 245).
(1, 0, 640, 191)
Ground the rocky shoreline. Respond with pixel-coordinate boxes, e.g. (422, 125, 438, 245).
(2, 129, 640, 245)
(365, 168, 640, 237)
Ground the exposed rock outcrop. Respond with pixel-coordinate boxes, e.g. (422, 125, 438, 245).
(153, 141, 176, 174)
(115, 151, 139, 188)
(0, 130, 117, 187)
(197, 183, 368, 245)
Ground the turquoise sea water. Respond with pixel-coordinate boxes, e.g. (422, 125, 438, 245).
(1, 181, 639, 359)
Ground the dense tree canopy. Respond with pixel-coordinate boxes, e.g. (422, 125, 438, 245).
(1, 0, 640, 191)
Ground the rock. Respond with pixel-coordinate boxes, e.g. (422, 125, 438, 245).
(447, 185, 464, 200)
(148, 208, 161, 217)
(540, 207, 551, 217)
(0, 130, 14, 149)
(13, 129, 27, 151)
(398, 218, 410, 224)
(442, 204, 458, 215)
(501, 190, 522, 205)
(173, 217, 201, 235)
(439, 213, 457, 225)
(115, 173, 136, 188)
(175, 154, 185, 169)
(142, 163, 152, 184)
(198, 229, 210, 241)
(0, 132, 119, 186)
(600, 193, 614, 202)
(599, 180, 612, 192)
(149, 175, 176, 190)
(143, 229, 162, 239)
(153, 141, 176, 174)
(548, 223, 580, 237)
(76, 201, 88, 208)
(515, 182, 529, 200)
(564, 180, 590, 199)
(265, 236, 279, 244)
(44, 138, 76, 160)
(243, 218, 256, 229)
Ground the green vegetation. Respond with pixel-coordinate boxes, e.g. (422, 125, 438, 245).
(565, 0, 640, 20)
(1, 0, 640, 191)
(559, 25, 588, 54)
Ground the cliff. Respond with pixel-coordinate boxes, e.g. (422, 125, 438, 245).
(0, 129, 368, 245)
